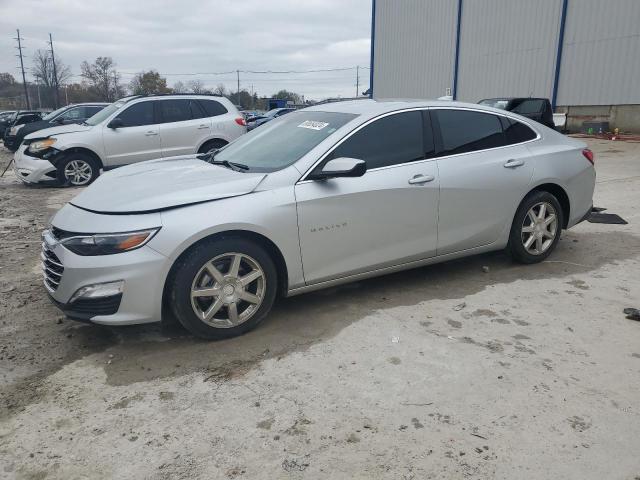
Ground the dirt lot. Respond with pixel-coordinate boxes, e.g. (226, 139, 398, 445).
(0, 140, 639, 479)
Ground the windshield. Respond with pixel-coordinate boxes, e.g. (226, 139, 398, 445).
(479, 99, 509, 110)
(85, 99, 128, 126)
(42, 106, 69, 121)
(214, 111, 357, 173)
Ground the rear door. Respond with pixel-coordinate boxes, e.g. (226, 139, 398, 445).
(158, 99, 211, 157)
(432, 108, 536, 255)
(102, 100, 162, 166)
(295, 110, 440, 284)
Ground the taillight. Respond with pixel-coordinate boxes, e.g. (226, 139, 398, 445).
(235, 117, 246, 126)
(582, 148, 595, 165)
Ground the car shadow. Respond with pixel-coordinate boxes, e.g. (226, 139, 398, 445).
(96, 228, 639, 386)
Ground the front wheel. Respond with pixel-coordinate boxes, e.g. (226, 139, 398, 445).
(169, 238, 278, 339)
(56, 153, 99, 187)
(508, 191, 564, 264)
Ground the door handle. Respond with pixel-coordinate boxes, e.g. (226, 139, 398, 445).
(145, 131, 158, 136)
(197, 124, 209, 129)
(408, 174, 435, 185)
(504, 159, 524, 168)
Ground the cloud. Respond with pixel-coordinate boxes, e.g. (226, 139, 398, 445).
(0, 0, 372, 100)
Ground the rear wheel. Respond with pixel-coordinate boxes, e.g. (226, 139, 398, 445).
(56, 153, 99, 187)
(169, 238, 277, 339)
(508, 191, 563, 264)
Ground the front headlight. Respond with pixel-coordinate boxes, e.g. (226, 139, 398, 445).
(28, 138, 57, 153)
(9, 124, 24, 135)
(60, 228, 160, 256)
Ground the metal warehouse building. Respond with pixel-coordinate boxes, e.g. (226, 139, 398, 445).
(370, 0, 640, 132)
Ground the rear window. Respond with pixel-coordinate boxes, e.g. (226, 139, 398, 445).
(199, 99, 228, 117)
(511, 99, 545, 114)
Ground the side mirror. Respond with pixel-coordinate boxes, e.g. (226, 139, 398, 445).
(314, 157, 366, 180)
(108, 118, 124, 129)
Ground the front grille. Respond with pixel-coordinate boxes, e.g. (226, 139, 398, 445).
(41, 242, 64, 291)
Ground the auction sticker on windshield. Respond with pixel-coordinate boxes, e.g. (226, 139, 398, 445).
(298, 120, 329, 130)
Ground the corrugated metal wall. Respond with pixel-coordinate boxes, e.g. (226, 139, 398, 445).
(373, 0, 640, 106)
(456, 0, 562, 102)
(555, 0, 640, 106)
(372, 0, 457, 99)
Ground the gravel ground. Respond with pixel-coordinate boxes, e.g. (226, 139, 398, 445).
(0, 140, 639, 479)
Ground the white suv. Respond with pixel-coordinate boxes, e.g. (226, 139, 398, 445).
(14, 94, 246, 186)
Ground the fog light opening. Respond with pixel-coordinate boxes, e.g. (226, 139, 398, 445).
(69, 280, 124, 304)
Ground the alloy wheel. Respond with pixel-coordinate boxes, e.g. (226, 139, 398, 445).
(64, 159, 93, 186)
(521, 201, 558, 255)
(190, 252, 266, 328)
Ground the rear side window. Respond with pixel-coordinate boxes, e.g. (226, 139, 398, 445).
(501, 117, 537, 145)
(434, 110, 504, 156)
(329, 111, 424, 169)
(118, 101, 155, 127)
(189, 100, 207, 119)
(199, 99, 228, 117)
(159, 99, 191, 123)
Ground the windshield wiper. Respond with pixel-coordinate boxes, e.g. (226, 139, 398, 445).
(196, 150, 249, 171)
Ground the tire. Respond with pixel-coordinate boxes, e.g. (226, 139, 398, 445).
(508, 190, 564, 264)
(56, 153, 99, 187)
(198, 139, 228, 155)
(169, 237, 278, 340)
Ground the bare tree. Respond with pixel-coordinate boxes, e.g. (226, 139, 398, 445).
(187, 79, 207, 94)
(213, 83, 227, 96)
(81, 57, 123, 101)
(172, 81, 187, 93)
(31, 49, 71, 106)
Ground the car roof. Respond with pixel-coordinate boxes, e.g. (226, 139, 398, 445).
(303, 98, 516, 117)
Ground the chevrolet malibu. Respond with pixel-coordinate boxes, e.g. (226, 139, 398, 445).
(42, 100, 595, 339)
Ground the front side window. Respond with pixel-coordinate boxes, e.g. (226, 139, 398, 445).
(117, 101, 155, 127)
(327, 111, 425, 170)
(58, 107, 84, 121)
(159, 99, 191, 123)
(214, 111, 357, 173)
(434, 110, 504, 156)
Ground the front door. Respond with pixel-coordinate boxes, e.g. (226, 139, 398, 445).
(102, 100, 162, 167)
(295, 110, 440, 285)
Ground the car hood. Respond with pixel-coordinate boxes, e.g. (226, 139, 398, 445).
(15, 120, 53, 137)
(70, 157, 267, 214)
(24, 123, 92, 139)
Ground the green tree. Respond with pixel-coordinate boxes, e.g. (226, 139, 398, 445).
(129, 70, 171, 95)
(272, 89, 302, 104)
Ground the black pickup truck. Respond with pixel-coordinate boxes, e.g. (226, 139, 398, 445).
(478, 97, 555, 129)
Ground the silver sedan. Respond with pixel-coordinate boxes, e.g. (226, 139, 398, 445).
(43, 100, 595, 339)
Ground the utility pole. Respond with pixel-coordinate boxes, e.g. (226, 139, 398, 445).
(355, 65, 360, 98)
(37, 82, 41, 109)
(236, 69, 240, 103)
(48, 33, 60, 107)
(15, 29, 31, 109)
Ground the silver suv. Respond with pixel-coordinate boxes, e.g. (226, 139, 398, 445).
(14, 94, 246, 186)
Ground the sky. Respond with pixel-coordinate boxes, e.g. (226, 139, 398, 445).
(0, 0, 372, 101)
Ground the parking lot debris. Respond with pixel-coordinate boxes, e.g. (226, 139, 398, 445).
(482, 266, 490, 273)
(623, 308, 640, 321)
(391, 336, 400, 343)
(453, 302, 466, 311)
